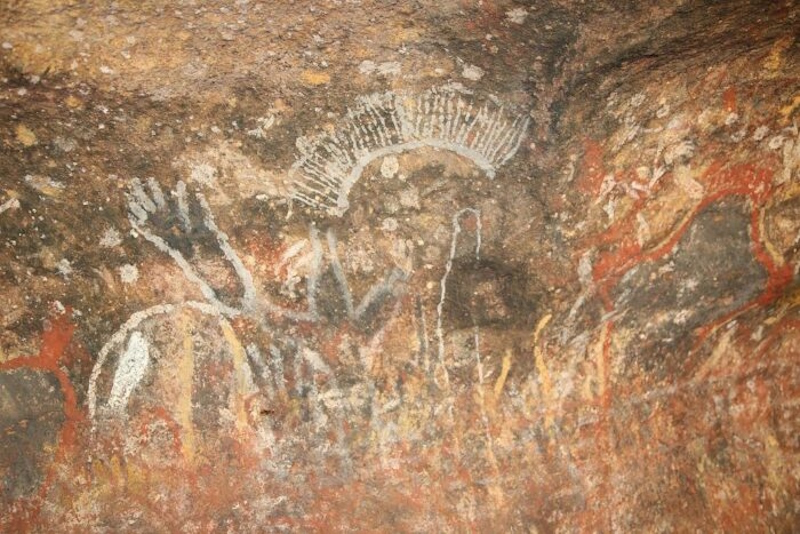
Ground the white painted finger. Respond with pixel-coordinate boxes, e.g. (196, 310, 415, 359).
(146, 177, 166, 209)
(129, 178, 157, 213)
(126, 193, 149, 225)
(173, 180, 193, 231)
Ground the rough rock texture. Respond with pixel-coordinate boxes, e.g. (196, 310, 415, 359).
(1, 0, 799, 531)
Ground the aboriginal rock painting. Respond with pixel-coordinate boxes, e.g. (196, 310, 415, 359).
(87, 86, 530, 469)
(1, 7, 800, 530)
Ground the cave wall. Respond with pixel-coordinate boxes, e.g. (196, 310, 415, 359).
(1, 1, 799, 531)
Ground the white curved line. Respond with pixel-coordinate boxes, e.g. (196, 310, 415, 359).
(289, 87, 530, 216)
(87, 300, 227, 422)
(334, 139, 497, 214)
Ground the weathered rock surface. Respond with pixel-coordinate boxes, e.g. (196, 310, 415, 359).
(1, 0, 799, 531)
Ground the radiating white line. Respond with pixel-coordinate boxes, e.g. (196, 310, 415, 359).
(289, 87, 529, 215)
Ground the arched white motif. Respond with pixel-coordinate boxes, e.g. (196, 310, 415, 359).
(289, 86, 530, 215)
(87, 301, 226, 422)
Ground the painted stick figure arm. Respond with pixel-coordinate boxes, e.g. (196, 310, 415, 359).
(322, 228, 355, 318)
(126, 178, 254, 314)
(193, 190, 257, 311)
(322, 227, 409, 325)
(353, 267, 408, 324)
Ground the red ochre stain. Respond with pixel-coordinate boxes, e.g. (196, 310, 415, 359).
(576, 140, 607, 196)
(589, 160, 787, 310)
(464, 0, 514, 43)
(0, 308, 82, 532)
(575, 157, 793, 508)
(723, 86, 737, 113)
(134, 406, 184, 458)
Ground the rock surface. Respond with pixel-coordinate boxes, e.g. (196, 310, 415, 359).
(1, 0, 799, 531)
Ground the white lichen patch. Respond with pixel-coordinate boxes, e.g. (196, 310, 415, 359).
(189, 162, 218, 186)
(56, 258, 73, 278)
(399, 186, 420, 209)
(246, 115, 276, 139)
(381, 217, 399, 232)
(358, 60, 402, 76)
(380, 155, 400, 179)
(179, 141, 285, 202)
(753, 125, 770, 141)
(119, 264, 140, 284)
(461, 64, 485, 81)
(0, 197, 20, 215)
(99, 227, 122, 248)
(663, 139, 695, 165)
(506, 8, 528, 24)
(24, 174, 65, 197)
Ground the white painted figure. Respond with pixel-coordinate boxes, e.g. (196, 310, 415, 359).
(88, 85, 529, 467)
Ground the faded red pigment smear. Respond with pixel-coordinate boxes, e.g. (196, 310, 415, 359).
(589, 160, 788, 310)
(0, 309, 81, 532)
(569, 151, 796, 530)
(576, 139, 607, 196)
(133, 406, 185, 458)
(722, 86, 737, 113)
(587, 158, 792, 356)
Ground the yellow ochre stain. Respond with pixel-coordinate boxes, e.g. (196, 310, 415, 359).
(693, 326, 736, 383)
(493, 349, 513, 400)
(646, 197, 703, 257)
(91, 458, 110, 487)
(532, 313, 553, 394)
(64, 95, 82, 109)
(766, 284, 800, 325)
(763, 35, 794, 76)
(532, 313, 555, 431)
(177, 313, 196, 463)
(124, 462, 148, 494)
(109, 455, 124, 486)
(220, 319, 250, 433)
(780, 95, 800, 119)
(759, 206, 784, 268)
(594, 321, 611, 399)
(15, 124, 37, 147)
(764, 431, 787, 494)
(300, 69, 331, 86)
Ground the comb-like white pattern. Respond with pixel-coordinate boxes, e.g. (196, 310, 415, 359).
(290, 86, 530, 215)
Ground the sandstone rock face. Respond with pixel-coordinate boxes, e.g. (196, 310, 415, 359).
(1, 1, 798, 531)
